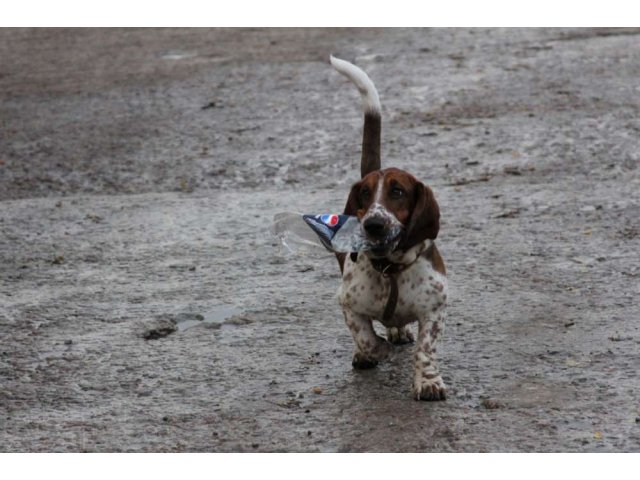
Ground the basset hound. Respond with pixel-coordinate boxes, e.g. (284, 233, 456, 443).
(330, 56, 448, 401)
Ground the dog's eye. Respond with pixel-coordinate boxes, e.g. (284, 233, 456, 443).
(360, 188, 371, 202)
(390, 186, 405, 199)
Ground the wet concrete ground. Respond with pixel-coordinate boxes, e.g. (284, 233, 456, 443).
(1, 28, 639, 451)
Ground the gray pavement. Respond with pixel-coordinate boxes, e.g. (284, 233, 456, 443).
(1, 28, 639, 451)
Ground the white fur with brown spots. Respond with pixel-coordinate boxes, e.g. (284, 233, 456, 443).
(338, 241, 448, 400)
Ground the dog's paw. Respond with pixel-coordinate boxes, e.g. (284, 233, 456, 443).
(352, 352, 379, 369)
(386, 326, 415, 345)
(413, 375, 447, 401)
(352, 339, 393, 369)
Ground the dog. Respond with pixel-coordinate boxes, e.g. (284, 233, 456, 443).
(330, 55, 448, 401)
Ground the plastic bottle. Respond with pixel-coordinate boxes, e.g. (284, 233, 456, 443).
(272, 212, 372, 254)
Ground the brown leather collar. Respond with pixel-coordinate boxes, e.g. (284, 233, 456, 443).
(369, 242, 435, 322)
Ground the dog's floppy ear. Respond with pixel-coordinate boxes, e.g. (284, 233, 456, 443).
(343, 180, 362, 217)
(401, 181, 440, 251)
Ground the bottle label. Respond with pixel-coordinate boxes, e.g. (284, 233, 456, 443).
(302, 214, 351, 250)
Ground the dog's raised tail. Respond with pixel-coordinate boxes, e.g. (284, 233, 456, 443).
(330, 55, 381, 177)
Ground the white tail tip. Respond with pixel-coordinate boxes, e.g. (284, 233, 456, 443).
(330, 55, 381, 115)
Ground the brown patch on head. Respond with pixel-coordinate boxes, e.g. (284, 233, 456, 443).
(343, 171, 383, 219)
(346, 168, 419, 225)
(376, 168, 419, 225)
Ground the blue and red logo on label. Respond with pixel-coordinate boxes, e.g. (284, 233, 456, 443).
(320, 214, 339, 227)
(303, 213, 351, 251)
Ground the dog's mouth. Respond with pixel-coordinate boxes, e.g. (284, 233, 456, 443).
(368, 244, 392, 258)
(362, 225, 403, 258)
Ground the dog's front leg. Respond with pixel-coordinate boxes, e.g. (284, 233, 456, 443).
(413, 308, 446, 400)
(342, 308, 393, 369)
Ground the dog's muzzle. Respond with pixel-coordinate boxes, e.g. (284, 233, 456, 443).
(361, 210, 403, 257)
(363, 217, 387, 239)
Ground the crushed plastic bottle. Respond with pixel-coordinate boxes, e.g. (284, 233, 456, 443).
(272, 212, 329, 254)
(302, 214, 371, 252)
(272, 212, 398, 254)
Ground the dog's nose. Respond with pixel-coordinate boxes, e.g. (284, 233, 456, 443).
(363, 217, 387, 238)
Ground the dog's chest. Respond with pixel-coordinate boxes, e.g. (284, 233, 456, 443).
(338, 254, 447, 327)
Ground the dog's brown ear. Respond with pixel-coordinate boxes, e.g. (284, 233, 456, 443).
(343, 180, 362, 217)
(401, 181, 440, 251)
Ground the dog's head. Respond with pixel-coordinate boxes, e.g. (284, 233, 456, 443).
(344, 168, 440, 258)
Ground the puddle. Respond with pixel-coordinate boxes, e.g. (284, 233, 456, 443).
(175, 306, 242, 331)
